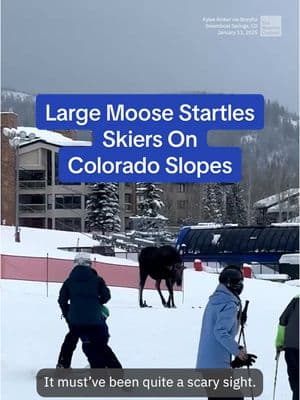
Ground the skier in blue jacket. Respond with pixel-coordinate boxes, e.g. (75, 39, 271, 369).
(196, 265, 256, 400)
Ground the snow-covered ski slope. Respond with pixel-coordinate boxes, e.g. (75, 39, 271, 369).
(1, 270, 298, 399)
(1, 225, 299, 399)
(0, 225, 137, 265)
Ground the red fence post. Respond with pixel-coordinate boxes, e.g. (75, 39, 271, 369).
(243, 263, 253, 278)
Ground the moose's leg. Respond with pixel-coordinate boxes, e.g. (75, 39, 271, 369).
(165, 278, 175, 308)
(139, 270, 149, 307)
(155, 279, 167, 307)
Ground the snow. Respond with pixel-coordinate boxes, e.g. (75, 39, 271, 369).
(184, 223, 223, 230)
(1, 269, 298, 399)
(253, 188, 299, 209)
(290, 119, 298, 128)
(271, 222, 300, 227)
(240, 134, 257, 144)
(285, 279, 300, 287)
(287, 216, 300, 223)
(254, 274, 290, 282)
(267, 200, 298, 213)
(2, 89, 34, 102)
(131, 215, 168, 220)
(279, 253, 299, 265)
(1, 227, 299, 399)
(17, 127, 91, 147)
(0, 225, 138, 266)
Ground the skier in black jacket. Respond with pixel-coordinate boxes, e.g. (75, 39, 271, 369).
(57, 253, 111, 368)
(57, 262, 122, 369)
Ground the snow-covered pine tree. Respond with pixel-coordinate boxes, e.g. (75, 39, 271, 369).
(85, 183, 121, 234)
(137, 183, 164, 217)
(133, 183, 167, 232)
(202, 184, 224, 224)
(225, 183, 247, 225)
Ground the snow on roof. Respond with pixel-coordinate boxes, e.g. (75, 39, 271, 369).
(0, 225, 137, 266)
(254, 188, 300, 209)
(270, 222, 300, 227)
(130, 215, 168, 220)
(183, 223, 223, 230)
(279, 253, 300, 265)
(287, 216, 300, 223)
(17, 127, 91, 147)
(267, 200, 299, 213)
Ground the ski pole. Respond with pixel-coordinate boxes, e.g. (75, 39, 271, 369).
(239, 302, 255, 400)
(273, 352, 280, 400)
(241, 326, 255, 400)
(238, 300, 249, 344)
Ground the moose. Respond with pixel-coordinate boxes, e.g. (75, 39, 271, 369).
(138, 245, 184, 308)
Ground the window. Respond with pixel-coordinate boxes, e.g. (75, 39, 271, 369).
(19, 170, 46, 189)
(177, 184, 186, 193)
(55, 195, 81, 209)
(125, 193, 132, 211)
(47, 195, 52, 210)
(125, 193, 132, 203)
(19, 194, 45, 204)
(19, 170, 45, 181)
(19, 218, 45, 228)
(177, 200, 186, 209)
(55, 153, 80, 185)
(19, 195, 45, 212)
(47, 150, 52, 186)
(55, 218, 81, 231)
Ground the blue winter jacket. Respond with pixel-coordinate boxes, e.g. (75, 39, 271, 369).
(196, 283, 241, 368)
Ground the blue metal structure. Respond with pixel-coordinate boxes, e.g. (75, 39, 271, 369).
(176, 224, 299, 265)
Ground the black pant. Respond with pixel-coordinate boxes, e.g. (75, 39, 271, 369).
(285, 348, 299, 400)
(58, 328, 80, 368)
(58, 324, 122, 368)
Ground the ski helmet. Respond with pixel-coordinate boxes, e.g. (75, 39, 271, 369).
(219, 265, 244, 295)
(73, 252, 92, 267)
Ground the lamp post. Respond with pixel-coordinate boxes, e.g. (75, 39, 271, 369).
(2, 128, 36, 242)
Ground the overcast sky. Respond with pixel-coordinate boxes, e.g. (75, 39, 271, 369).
(1, 0, 298, 113)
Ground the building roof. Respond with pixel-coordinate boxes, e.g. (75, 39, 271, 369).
(267, 200, 299, 213)
(17, 127, 91, 147)
(253, 188, 300, 209)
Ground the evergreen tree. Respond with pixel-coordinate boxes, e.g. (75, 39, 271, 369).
(137, 183, 165, 217)
(85, 183, 120, 234)
(202, 184, 224, 223)
(133, 183, 168, 233)
(225, 183, 247, 225)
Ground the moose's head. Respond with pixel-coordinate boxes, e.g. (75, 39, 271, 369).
(170, 262, 185, 286)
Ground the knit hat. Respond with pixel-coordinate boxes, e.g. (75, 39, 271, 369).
(73, 252, 92, 267)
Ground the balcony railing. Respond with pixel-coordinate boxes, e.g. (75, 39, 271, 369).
(19, 204, 46, 213)
(19, 181, 46, 190)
